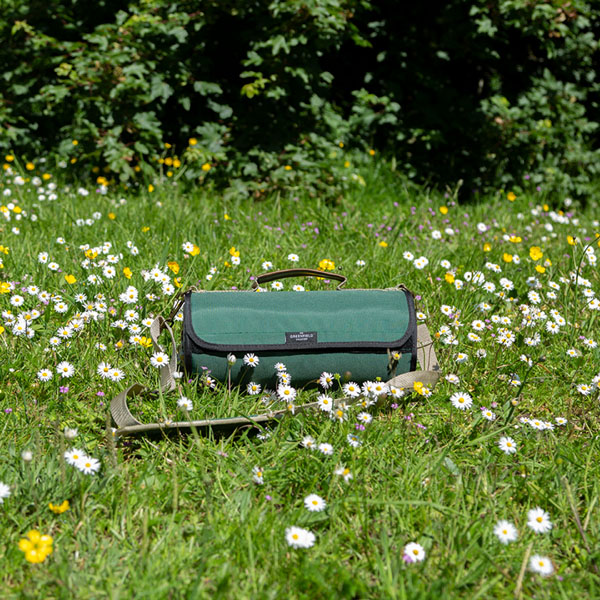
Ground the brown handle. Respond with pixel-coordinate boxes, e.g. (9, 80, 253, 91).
(252, 268, 347, 290)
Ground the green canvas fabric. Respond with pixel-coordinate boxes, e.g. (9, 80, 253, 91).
(182, 289, 417, 387)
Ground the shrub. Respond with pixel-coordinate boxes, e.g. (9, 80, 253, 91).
(1, 0, 598, 197)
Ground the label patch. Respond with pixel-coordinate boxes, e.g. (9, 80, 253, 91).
(285, 331, 317, 344)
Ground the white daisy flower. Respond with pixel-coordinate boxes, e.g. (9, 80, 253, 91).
(177, 397, 193, 411)
(75, 456, 101, 475)
(529, 555, 554, 576)
(285, 526, 315, 549)
(493, 520, 518, 544)
(318, 443, 333, 455)
(527, 507, 552, 534)
(0, 482, 11, 503)
(403, 542, 426, 563)
(304, 494, 326, 512)
(498, 436, 517, 454)
(450, 392, 473, 410)
(243, 353, 259, 367)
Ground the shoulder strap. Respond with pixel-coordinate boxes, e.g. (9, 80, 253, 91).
(110, 320, 440, 437)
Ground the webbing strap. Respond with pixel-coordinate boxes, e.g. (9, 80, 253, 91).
(110, 320, 441, 436)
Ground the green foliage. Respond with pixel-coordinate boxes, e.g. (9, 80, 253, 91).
(0, 0, 599, 197)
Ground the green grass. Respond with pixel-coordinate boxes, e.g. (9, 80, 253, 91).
(1, 160, 599, 599)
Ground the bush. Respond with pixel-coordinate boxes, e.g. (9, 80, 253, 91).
(1, 0, 599, 198)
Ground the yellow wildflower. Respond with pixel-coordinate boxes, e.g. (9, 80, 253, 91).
(201, 163, 211, 172)
(224, 213, 231, 220)
(535, 265, 546, 274)
(141, 226, 150, 233)
(483, 243, 491, 252)
(188, 138, 197, 146)
(379, 241, 388, 248)
(5, 154, 14, 162)
(318, 259, 336, 271)
(108, 212, 116, 220)
(369, 149, 375, 156)
(167, 261, 180, 274)
(148, 184, 154, 193)
(64, 275, 76, 285)
(138, 337, 152, 348)
(190, 245, 200, 257)
(49, 500, 70, 514)
(84, 249, 98, 260)
(25, 162, 35, 171)
(123, 267, 132, 279)
(445, 272, 455, 284)
(529, 246, 543, 261)
(567, 235, 577, 246)
(229, 247, 240, 257)
(284, 165, 292, 171)
(439, 206, 448, 215)
(18, 530, 53, 564)
(502, 253, 513, 263)
(507, 192, 516, 202)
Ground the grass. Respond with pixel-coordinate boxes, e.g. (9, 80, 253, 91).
(1, 158, 599, 599)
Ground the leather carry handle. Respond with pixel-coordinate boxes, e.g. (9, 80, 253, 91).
(251, 268, 347, 290)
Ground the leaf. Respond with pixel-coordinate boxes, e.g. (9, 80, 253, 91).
(193, 81, 223, 96)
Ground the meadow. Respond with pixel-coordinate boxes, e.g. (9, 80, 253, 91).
(1, 154, 599, 599)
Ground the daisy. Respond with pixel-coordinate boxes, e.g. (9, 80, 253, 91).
(335, 465, 353, 482)
(342, 382, 360, 398)
(277, 384, 296, 401)
(332, 407, 346, 422)
(403, 542, 426, 563)
(357, 412, 373, 424)
(493, 520, 518, 544)
(37, 368, 53, 382)
(301, 436, 316, 450)
(304, 494, 326, 512)
(109, 368, 124, 382)
(271, 281, 284, 290)
(577, 384, 592, 396)
(285, 526, 315, 549)
(247, 382, 261, 395)
(317, 395, 333, 412)
(75, 456, 100, 475)
(529, 555, 554, 576)
(287, 253, 299, 262)
(177, 397, 193, 411)
(445, 374, 460, 385)
(555, 417, 568, 426)
(498, 437, 517, 454)
(252, 466, 264, 485)
(347, 434, 362, 447)
(243, 353, 259, 367)
(481, 409, 496, 421)
(0, 482, 11, 503)
(64, 448, 85, 466)
(97, 362, 112, 378)
(274, 362, 287, 373)
(450, 392, 473, 410)
(64, 427, 78, 440)
(319, 372, 335, 389)
(318, 443, 333, 455)
(150, 352, 170, 368)
(56, 361, 75, 378)
(527, 507, 552, 533)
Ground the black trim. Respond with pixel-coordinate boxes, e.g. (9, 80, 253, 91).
(182, 289, 417, 354)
